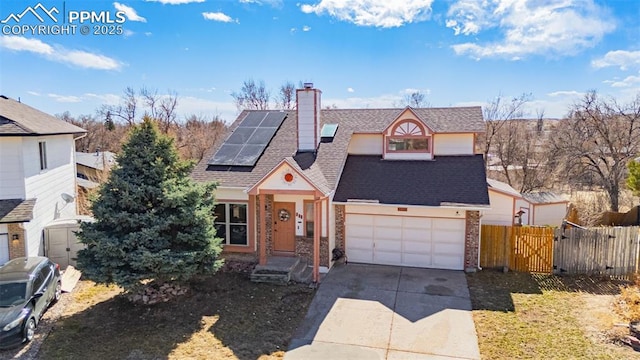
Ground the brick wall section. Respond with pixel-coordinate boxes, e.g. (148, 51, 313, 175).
(464, 210, 480, 272)
(334, 205, 345, 251)
(8, 223, 26, 259)
(255, 195, 274, 259)
(295, 236, 329, 267)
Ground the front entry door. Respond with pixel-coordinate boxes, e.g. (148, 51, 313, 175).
(273, 202, 295, 252)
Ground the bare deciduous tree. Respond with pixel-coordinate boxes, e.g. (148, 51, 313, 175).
(482, 93, 531, 169)
(231, 79, 270, 111)
(276, 81, 297, 110)
(98, 87, 138, 126)
(172, 114, 227, 161)
(404, 91, 428, 108)
(549, 91, 640, 211)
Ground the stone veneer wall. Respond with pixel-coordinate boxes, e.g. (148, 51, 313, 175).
(295, 236, 329, 267)
(8, 223, 26, 259)
(334, 205, 345, 251)
(464, 210, 480, 272)
(255, 194, 274, 258)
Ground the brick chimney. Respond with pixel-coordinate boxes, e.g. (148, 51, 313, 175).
(296, 83, 321, 152)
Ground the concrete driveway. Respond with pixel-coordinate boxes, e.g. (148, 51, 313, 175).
(285, 264, 480, 360)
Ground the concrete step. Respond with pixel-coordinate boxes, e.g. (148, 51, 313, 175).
(292, 265, 313, 284)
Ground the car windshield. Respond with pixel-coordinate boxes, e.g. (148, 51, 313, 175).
(0, 282, 28, 307)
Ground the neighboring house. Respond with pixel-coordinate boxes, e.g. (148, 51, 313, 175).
(192, 84, 489, 281)
(0, 95, 86, 264)
(484, 178, 569, 227)
(76, 151, 116, 189)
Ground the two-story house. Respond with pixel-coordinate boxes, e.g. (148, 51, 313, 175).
(193, 84, 489, 282)
(0, 95, 86, 264)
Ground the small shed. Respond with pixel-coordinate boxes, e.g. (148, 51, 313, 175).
(44, 215, 93, 269)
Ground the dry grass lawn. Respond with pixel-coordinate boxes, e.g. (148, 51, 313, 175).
(467, 270, 640, 360)
(38, 272, 314, 360)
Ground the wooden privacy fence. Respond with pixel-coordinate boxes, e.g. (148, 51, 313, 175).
(554, 226, 640, 276)
(480, 225, 640, 276)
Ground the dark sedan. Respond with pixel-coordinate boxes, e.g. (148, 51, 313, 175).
(0, 257, 61, 348)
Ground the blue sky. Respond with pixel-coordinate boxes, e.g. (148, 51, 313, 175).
(0, 0, 638, 123)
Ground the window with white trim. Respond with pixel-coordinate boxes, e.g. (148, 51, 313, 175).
(387, 120, 430, 153)
(39, 141, 48, 170)
(213, 203, 248, 246)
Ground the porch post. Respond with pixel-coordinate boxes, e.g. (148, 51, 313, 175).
(313, 197, 321, 283)
(259, 193, 267, 265)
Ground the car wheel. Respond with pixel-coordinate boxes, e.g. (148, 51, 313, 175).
(54, 281, 62, 303)
(24, 317, 36, 343)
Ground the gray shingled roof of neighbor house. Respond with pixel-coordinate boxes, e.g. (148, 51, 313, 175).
(191, 106, 485, 191)
(0, 95, 86, 135)
(0, 199, 36, 223)
(333, 155, 490, 206)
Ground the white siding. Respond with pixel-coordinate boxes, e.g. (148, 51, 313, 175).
(348, 134, 383, 154)
(258, 164, 316, 192)
(23, 135, 77, 257)
(482, 190, 514, 226)
(532, 203, 567, 227)
(0, 137, 26, 198)
(433, 133, 475, 155)
(214, 187, 248, 202)
(384, 152, 432, 160)
(297, 90, 320, 152)
(345, 204, 464, 219)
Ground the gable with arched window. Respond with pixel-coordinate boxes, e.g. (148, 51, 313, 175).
(384, 118, 432, 160)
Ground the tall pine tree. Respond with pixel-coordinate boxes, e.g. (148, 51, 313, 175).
(77, 117, 222, 291)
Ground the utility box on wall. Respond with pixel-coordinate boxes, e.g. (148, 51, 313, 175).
(44, 216, 93, 269)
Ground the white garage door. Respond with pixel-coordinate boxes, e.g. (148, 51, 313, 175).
(345, 214, 465, 270)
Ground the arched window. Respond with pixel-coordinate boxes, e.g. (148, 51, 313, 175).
(387, 120, 430, 152)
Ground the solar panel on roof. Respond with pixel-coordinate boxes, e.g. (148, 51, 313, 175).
(261, 112, 287, 127)
(241, 112, 268, 127)
(247, 127, 277, 145)
(225, 127, 256, 144)
(208, 111, 287, 167)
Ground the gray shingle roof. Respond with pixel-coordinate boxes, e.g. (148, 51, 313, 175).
(523, 192, 569, 204)
(76, 151, 116, 171)
(0, 199, 36, 223)
(191, 106, 484, 191)
(0, 96, 86, 136)
(487, 178, 522, 198)
(333, 155, 490, 206)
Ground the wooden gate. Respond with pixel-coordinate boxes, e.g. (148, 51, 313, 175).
(511, 227, 554, 273)
(481, 225, 555, 273)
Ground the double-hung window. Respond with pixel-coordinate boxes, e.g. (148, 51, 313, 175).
(214, 203, 248, 246)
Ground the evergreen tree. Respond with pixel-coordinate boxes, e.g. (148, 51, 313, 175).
(76, 117, 222, 292)
(628, 159, 640, 197)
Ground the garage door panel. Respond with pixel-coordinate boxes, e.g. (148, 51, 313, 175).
(403, 253, 432, 267)
(433, 242, 464, 254)
(375, 238, 401, 252)
(374, 251, 402, 265)
(347, 214, 374, 226)
(349, 248, 374, 264)
(432, 229, 464, 243)
(374, 216, 402, 227)
(433, 255, 464, 270)
(403, 228, 430, 242)
(346, 224, 373, 238)
(402, 216, 431, 229)
(403, 240, 430, 254)
(375, 226, 401, 240)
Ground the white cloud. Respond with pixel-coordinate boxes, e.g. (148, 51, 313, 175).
(84, 93, 121, 105)
(48, 93, 82, 103)
(202, 12, 237, 23)
(547, 90, 584, 98)
(0, 36, 122, 70)
(123, 29, 135, 37)
(239, 0, 283, 6)
(0, 36, 53, 55)
(302, 25, 311, 32)
(27, 91, 40, 96)
(144, 0, 204, 4)
(113, 2, 146, 22)
(604, 73, 640, 88)
(592, 50, 640, 70)
(300, 0, 434, 28)
(347, 87, 354, 93)
(145, 32, 153, 36)
(447, 0, 616, 59)
(290, 27, 297, 34)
